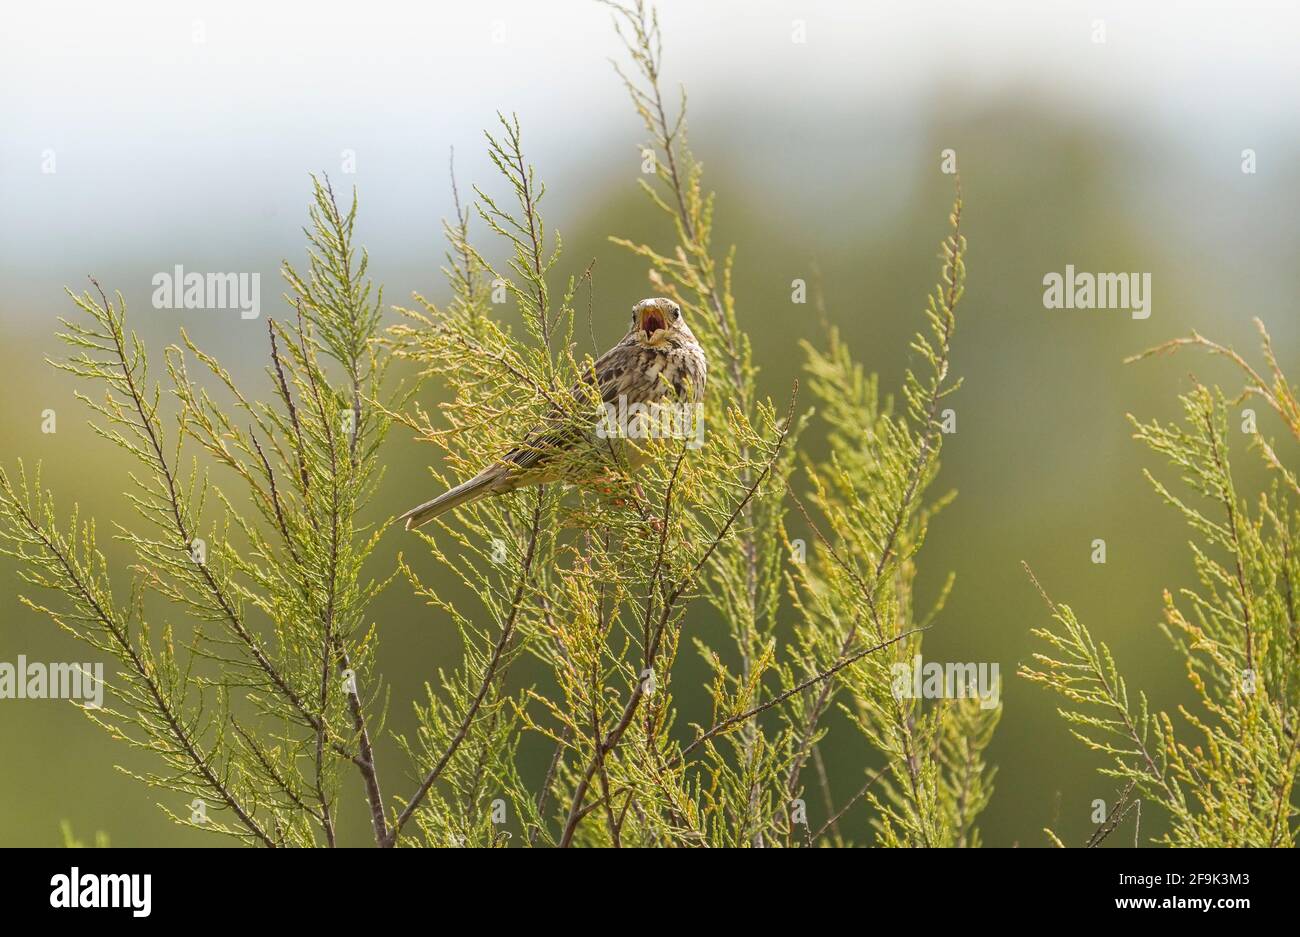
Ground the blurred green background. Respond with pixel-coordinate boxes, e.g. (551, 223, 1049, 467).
(2, 0, 1298, 846)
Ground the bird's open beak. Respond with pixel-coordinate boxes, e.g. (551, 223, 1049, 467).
(639, 305, 667, 337)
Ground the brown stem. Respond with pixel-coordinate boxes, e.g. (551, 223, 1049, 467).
(385, 494, 543, 846)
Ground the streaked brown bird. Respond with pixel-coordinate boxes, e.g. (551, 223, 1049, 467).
(400, 297, 707, 530)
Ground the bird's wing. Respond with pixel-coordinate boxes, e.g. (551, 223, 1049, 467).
(669, 349, 705, 403)
(498, 338, 637, 473)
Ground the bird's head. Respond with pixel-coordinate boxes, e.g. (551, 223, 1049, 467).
(630, 297, 693, 346)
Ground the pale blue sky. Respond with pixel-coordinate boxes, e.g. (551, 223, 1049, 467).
(2, 0, 1296, 319)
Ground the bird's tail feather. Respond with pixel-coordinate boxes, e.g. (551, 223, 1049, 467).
(400, 472, 499, 530)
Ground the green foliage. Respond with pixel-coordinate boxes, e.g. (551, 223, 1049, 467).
(59, 821, 109, 849)
(783, 198, 994, 848)
(379, 0, 986, 847)
(0, 176, 398, 847)
(0, 1, 989, 847)
(1023, 322, 1300, 847)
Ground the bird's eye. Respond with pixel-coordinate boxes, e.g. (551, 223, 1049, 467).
(672, 307, 681, 319)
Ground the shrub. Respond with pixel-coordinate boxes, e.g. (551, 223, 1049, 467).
(0, 0, 983, 847)
(1024, 322, 1300, 847)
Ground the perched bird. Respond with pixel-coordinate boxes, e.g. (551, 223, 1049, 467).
(400, 297, 707, 530)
